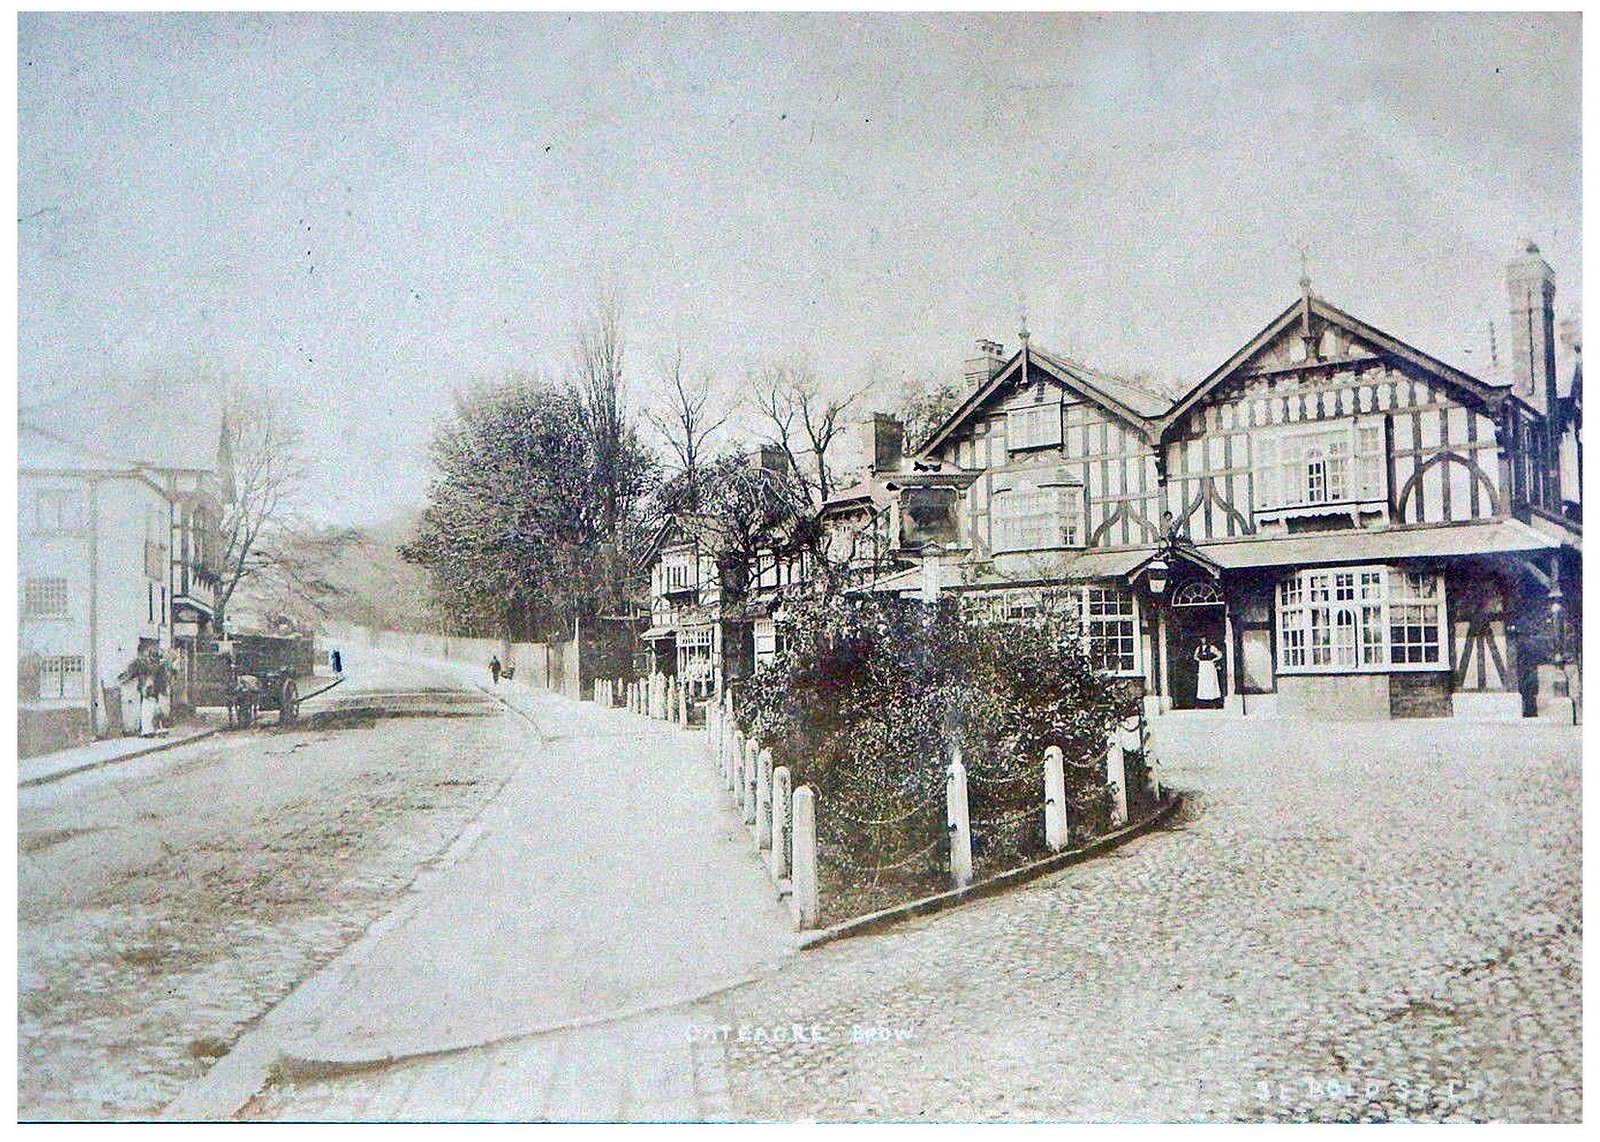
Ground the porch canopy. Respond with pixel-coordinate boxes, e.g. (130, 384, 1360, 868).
(1195, 518, 1575, 570)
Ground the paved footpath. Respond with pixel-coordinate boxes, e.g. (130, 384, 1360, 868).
(203, 657, 796, 1121)
(223, 697, 1581, 1122)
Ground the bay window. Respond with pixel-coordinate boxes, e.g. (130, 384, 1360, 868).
(1276, 566, 1445, 672)
(991, 482, 1084, 552)
(1255, 416, 1387, 513)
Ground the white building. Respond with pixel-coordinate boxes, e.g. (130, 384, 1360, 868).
(18, 424, 221, 756)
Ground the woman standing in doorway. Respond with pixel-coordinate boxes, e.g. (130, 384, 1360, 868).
(1193, 637, 1223, 706)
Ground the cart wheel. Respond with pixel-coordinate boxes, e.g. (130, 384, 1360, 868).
(279, 679, 299, 726)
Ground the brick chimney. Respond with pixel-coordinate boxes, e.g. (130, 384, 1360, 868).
(1507, 241, 1558, 415)
(963, 339, 1006, 390)
(867, 412, 905, 473)
(748, 444, 789, 473)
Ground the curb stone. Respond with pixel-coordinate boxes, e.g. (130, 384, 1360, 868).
(797, 794, 1185, 950)
(19, 726, 220, 789)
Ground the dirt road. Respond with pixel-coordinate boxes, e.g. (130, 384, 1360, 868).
(17, 653, 522, 1120)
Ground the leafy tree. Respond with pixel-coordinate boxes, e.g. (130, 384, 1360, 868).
(401, 376, 655, 639)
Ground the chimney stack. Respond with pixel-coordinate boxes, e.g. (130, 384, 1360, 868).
(1507, 241, 1558, 415)
(964, 339, 1006, 391)
(867, 412, 905, 474)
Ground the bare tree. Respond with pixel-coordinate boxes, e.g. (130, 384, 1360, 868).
(214, 381, 306, 627)
(572, 291, 628, 537)
(748, 361, 870, 506)
(644, 341, 728, 510)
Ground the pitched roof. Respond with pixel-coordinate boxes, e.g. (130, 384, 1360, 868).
(18, 422, 142, 474)
(917, 342, 1169, 457)
(1159, 293, 1513, 435)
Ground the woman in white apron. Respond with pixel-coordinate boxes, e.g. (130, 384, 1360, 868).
(1193, 637, 1223, 705)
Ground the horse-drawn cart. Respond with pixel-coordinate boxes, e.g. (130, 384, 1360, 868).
(194, 633, 340, 728)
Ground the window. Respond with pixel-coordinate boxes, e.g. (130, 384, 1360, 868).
(1255, 417, 1386, 512)
(974, 585, 1139, 676)
(753, 619, 790, 667)
(660, 551, 696, 594)
(677, 625, 715, 682)
(1007, 403, 1063, 451)
(992, 484, 1083, 551)
(1276, 566, 1445, 672)
(39, 656, 86, 700)
(33, 489, 83, 533)
(24, 578, 68, 618)
(1083, 586, 1138, 674)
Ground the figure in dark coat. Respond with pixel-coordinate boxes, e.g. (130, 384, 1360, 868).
(489, 655, 502, 685)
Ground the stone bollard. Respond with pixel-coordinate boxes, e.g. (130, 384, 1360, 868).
(792, 786, 819, 930)
(947, 748, 973, 889)
(728, 730, 743, 793)
(1106, 735, 1129, 827)
(679, 680, 689, 726)
(743, 739, 759, 825)
(1043, 745, 1069, 851)
(770, 766, 792, 880)
(756, 748, 774, 850)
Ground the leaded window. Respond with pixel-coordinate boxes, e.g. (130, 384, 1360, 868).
(1276, 566, 1446, 672)
(991, 484, 1083, 552)
(1254, 416, 1387, 512)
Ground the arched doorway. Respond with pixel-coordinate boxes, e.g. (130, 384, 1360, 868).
(1168, 577, 1227, 709)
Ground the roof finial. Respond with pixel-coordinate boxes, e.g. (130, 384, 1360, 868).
(1017, 288, 1030, 346)
(1298, 244, 1312, 297)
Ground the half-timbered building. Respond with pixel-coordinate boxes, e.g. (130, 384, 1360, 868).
(903, 247, 1581, 721)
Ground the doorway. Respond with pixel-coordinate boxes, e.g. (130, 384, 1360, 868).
(1168, 579, 1227, 710)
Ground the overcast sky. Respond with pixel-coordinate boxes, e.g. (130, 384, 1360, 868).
(17, 12, 1581, 525)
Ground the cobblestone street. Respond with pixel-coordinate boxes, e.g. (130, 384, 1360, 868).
(694, 716, 1581, 1122)
(17, 655, 521, 1120)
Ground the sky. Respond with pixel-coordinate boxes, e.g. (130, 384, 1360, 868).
(16, 12, 1582, 525)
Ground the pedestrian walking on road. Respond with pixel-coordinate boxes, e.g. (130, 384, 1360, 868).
(489, 655, 502, 685)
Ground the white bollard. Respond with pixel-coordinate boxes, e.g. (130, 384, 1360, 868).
(743, 739, 759, 825)
(728, 729, 743, 793)
(1043, 745, 1069, 851)
(792, 786, 819, 930)
(770, 766, 792, 879)
(1106, 735, 1129, 827)
(756, 748, 774, 850)
(947, 749, 973, 889)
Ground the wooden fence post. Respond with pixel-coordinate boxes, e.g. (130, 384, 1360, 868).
(1106, 734, 1129, 827)
(947, 748, 973, 889)
(743, 738, 759, 825)
(792, 786, 819, 930)
(756, 748, 774, 850)
(770, 766, 792, 880)
(1043, 745, 1069, 851)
